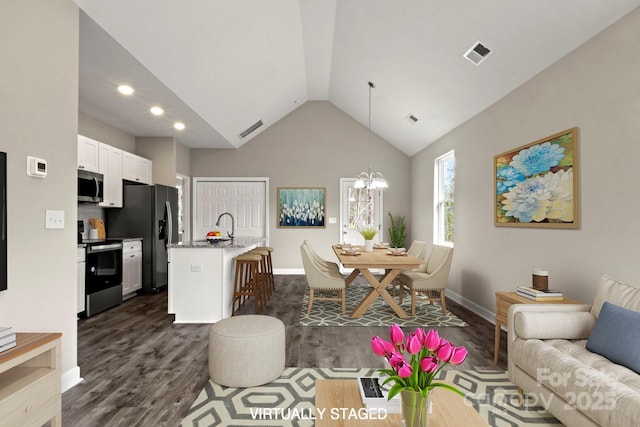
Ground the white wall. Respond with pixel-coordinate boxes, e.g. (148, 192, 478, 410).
(0, 0, 80, 389)
(411, 7, 640, 310)
(191, 101, 412, 269)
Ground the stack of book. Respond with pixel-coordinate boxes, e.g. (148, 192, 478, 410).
(0, 326, 16, 352)
(357, 376, 401, 413)
(517, 286, 564, 301)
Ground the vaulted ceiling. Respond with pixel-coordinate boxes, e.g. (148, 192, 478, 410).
(75, 1, 640, 156)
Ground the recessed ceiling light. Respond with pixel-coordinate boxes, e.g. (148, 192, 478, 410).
(117, 85, 134, 95)
(174, 122, 185, 130)
(150, 106, 164, 116)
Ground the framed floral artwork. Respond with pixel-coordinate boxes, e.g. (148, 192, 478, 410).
(494, 127, 579, 228)
(277, 187, 326, 228)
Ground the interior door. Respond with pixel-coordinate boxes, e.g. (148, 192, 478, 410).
(340, 179, 383, 245)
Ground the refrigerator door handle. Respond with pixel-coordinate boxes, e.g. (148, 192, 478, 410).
(165, 201, 173, 246)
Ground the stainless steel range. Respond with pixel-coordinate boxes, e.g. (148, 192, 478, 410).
(83, 240, 123, 317)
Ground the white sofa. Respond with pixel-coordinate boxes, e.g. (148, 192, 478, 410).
(508, 274, 640, 427)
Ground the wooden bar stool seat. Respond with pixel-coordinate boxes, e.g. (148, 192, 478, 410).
(232, 253, 265, 315)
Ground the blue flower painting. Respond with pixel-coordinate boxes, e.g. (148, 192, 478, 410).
(494, 128, 578, 228)
(277, 187, 326, 228)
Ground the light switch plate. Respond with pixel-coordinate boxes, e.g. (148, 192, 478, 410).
(328, 217, 337, 224)
(45, 209, 65, 229)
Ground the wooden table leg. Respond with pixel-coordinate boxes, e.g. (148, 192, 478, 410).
(349, 269, 409, 319)
(344, 268, 360, 287)
(494, 321, 501, 365)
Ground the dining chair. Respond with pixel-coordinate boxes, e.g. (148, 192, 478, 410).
(391, 240, 427, 300)
(300, 243, 346, 315)
(302, 240, 340, 273)
(397, 245, 454, 315)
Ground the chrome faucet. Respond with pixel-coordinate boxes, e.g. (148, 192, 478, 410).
(215, 212, 235, 238)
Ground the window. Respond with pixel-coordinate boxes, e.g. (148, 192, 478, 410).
(434, 150, 455, 246)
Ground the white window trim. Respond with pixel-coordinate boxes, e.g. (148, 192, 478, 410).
(433, 150, 454, 247)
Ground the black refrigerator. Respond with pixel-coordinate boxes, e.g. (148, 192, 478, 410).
(107, 184, 178, 293)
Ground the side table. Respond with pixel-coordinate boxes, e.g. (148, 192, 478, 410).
(0, 333, 62, 426)
(494, 291, 581, 365)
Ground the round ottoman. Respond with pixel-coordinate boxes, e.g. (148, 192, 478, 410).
(208, 314, 285, 387)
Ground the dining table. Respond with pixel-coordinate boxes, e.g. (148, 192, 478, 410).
(332, 245, 424, 318)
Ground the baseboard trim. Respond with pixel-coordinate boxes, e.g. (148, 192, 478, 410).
(445, 289, 497, 326)
(62, 366, 83, 393)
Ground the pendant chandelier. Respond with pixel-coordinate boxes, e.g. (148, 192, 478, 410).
(354, 81, 388, 189)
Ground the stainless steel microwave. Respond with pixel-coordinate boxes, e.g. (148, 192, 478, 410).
(78, 170, 104, 203)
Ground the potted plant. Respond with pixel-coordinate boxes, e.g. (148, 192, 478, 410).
(371, 325, 468, 427)
(388, 212, 406, 249)
(359, 226, 377, 252)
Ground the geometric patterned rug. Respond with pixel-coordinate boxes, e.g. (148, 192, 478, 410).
(299, 284, 468, 327)
(180, 368, 562, 426)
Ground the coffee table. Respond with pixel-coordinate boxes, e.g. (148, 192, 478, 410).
(314, 379, 487, 426)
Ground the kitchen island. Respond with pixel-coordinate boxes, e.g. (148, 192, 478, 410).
(167, 236, 265, 323)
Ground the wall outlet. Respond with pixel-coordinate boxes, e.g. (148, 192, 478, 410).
(45, 209, 64, 229)
(191, 264, 202, 272)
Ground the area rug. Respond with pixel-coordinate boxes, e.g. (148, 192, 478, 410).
(299, 284, 468, 327)
(181, 368, 561, 427)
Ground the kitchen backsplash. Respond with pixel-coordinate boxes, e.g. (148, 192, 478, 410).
(78, 205, 105, 240)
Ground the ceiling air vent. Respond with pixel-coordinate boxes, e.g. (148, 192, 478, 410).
(463, 41, 492, 66)
(239, 119, 263, 138)
(406, 114, 419, 124)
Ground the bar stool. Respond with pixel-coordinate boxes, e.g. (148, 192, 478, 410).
(248, 248, 272, 300)
(255, 246, 275, 295)
(231, 253, 265, 315)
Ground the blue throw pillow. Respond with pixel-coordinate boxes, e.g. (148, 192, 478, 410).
(586, 301, 640, 374)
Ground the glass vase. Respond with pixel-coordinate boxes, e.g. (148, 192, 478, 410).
(401, 389, 432, 427)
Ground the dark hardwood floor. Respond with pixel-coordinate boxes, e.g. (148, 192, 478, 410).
(62, 275, 507, 426)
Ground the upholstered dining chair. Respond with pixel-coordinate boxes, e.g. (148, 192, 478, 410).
(302, 240, 340, 273)
(300, 243, 347, 315)
(397, 245, 453, 315)
(390, 240, 427, 299)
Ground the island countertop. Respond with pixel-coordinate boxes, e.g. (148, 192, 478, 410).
(167, 236, 265, 249)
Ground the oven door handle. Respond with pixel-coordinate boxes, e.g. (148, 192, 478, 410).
(87, 243, 123, 253)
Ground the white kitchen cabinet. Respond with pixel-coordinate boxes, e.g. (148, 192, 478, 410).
(77, 135, 100, 173)
(99, 143, 123, 208)
(77, 247, 85, 314)
(122, 152, 152, 184)
(122, 240, 142, 297)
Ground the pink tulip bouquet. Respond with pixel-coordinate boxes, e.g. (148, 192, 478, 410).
(371, 325, 468, 400)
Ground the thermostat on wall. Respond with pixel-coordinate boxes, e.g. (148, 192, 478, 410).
(27, 156, 47, 178)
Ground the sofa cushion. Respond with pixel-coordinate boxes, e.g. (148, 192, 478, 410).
(586, 302, 640, 374)
(591, 274, 640, 318)
(514, 311, 595, 340)
(511, 338, 640, 427)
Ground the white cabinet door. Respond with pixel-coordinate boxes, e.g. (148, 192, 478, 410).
(77, 248, 85, 314)
(122, 240, 142, 296)
(122, 152, 137, 182)
(99, 143, 123, 208)
(122, 152, 152, 184)
(77, 135, 100, 173)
